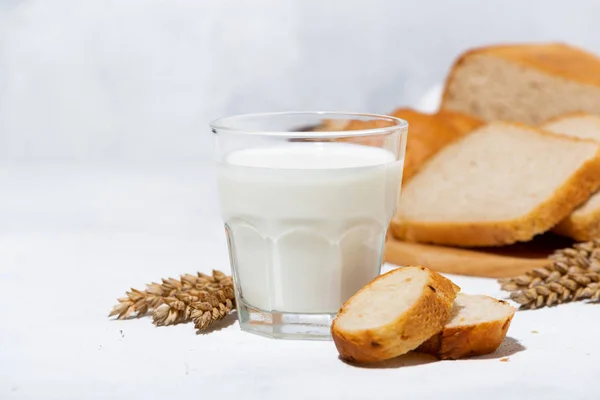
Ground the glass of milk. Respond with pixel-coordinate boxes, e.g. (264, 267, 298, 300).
(211, 112, 407, 340)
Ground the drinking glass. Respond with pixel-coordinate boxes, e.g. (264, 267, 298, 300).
(211, 112, 408, 340)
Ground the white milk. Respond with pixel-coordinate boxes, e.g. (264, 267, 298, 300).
(217, 142, 403, 314)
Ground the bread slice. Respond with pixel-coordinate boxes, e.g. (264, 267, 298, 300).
(331, 266, 460, 364)
(542, 114, 600, 240)
(392, 122, 600, 247)
(416, 293, 516, 360)
(441, 43, 600, 125)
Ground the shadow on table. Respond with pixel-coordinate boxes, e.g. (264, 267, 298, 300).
(470, 336, 526, 360)
(341, 336, 526, 368)
(196, 312, 238, 335)
(341, 352, 438, 369)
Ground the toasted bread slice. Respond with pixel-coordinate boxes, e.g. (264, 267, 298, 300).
(392, 122, 600, 246)
(542, 114, 600, 240)
(331, 266, 460, 364)
(416, 293, 516, 360)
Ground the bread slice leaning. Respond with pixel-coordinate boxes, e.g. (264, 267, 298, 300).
(542, 114, 600, 240)
(416, 293, 516, 360)
(392, 122, 600, 247)
(331, 266, 460, 364)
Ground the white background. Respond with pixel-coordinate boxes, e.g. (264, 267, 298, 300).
(3, 1, 600, 399)
(2, 0, 600, 163)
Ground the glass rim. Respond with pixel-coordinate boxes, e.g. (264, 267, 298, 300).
(209, 111, 408, 138)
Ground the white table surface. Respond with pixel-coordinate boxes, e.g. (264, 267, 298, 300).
(1, 162, 599, 400)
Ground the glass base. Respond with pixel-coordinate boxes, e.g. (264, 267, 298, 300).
(237, 299, 336, 340)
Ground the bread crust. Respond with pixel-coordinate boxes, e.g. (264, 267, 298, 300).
(416, 299, 516, 360)
(441, 43, 600, 111)
(391, 123, 600, 247)
(331, 267, 460, 364)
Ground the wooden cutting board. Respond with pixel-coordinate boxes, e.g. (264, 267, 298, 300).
(383, 233, 574, 278)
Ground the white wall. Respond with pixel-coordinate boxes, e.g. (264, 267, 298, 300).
(1, 0, 600, 163)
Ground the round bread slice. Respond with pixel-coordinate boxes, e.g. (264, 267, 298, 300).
(331, 266, 460, 363)
(416, 293, 516, 360)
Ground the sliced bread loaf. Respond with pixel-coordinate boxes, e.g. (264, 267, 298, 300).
(391, 122, 600, 246)
(542, 114, 600, 240)
(331, 266, 460, 364)
(441, 43, 600, 125)
(416, 293, 516, 360)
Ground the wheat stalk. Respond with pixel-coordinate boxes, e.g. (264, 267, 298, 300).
(109, 270, 235, 329)
(499, 239, 600, 309)
(152, 287, 236, 330)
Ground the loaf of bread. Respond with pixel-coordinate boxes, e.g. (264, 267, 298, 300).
(416, 293, 516, 360)
(542, 114, 600, 240)
(391, 122, 600, 247)
(441, 43, 600, 125)
(331, 266, 460, 364)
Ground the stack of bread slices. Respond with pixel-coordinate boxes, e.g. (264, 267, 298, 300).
(325, 43, 600, 246)
(394, 43, 600, 246)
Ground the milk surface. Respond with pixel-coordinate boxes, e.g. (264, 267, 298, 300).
(217, 142, 403, 313)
